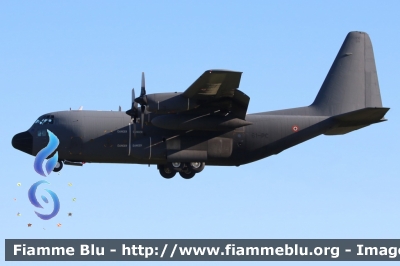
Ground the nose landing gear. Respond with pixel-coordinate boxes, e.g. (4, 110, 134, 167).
(52, 160, 64, 172)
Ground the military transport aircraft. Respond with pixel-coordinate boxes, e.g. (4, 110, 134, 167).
(12, 31, 389, 179)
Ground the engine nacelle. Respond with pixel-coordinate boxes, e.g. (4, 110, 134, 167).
(145, 92, 199, 114)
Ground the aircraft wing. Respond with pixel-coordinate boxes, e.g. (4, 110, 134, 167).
(182, 70, 250, 119)
(183, 70, 242, 99)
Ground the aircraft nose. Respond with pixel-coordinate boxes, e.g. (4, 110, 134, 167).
(12, 131, 33, 155)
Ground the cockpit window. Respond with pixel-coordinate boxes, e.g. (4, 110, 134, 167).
(35, 115, 54, 125)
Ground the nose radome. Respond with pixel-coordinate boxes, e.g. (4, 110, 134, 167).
(12, 131, 33, 155)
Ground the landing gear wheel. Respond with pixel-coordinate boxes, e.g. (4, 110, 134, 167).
(169, 162, 183, 171)
(189, 162, 205, 173)
(53, 160, 63, 172)
(179, 170, 195, 179)
(159, 165, 176, 179)
(171, 162, 181, 168)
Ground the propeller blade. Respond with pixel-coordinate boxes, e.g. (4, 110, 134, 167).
(129, 72, 147, 127)
(132, 88, 139, 109)
(127, 87, 139, 122)
(141, 105, 145, 128)
(140, 72, 146, 96)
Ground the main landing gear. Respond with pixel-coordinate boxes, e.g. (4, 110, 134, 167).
(158, 162, 205, 179)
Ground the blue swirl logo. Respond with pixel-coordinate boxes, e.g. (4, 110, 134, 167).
(30, 129, 61, 220)
(34, 130, 59, 177)
(28, 180, 60, 220)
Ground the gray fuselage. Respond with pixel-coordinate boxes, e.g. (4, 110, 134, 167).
(23, 109, 329, 166)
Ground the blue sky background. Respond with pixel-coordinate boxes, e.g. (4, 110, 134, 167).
(1, 1, 399, 265)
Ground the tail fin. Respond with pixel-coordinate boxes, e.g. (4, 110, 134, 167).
(312, 31, 383, 116)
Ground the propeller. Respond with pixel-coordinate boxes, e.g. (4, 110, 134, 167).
(134, 72, 147, 128)
(131, 88, 137, 137)
(126, 72, 147, 129)
(126, 88, 138, 122)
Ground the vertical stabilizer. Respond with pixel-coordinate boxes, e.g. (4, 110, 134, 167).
(312, 31, 383, 116)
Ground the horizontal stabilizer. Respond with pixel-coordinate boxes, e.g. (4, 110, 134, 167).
(325, 107, 389, 135)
